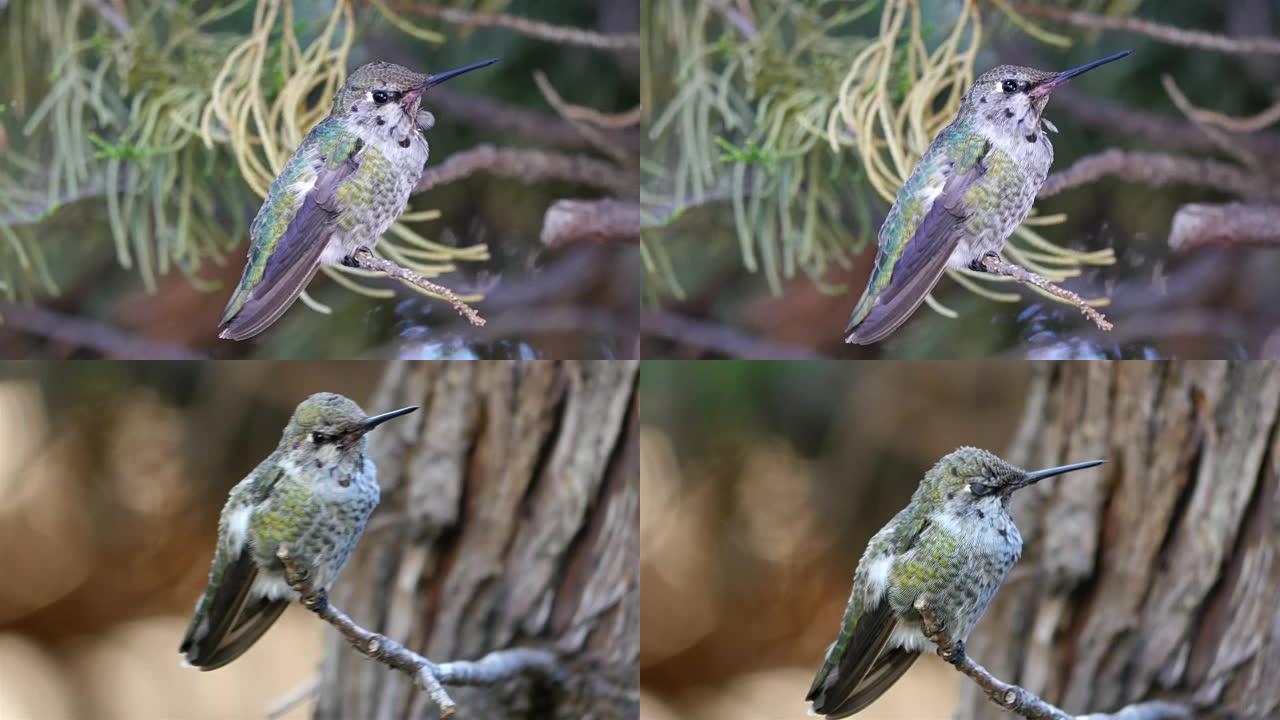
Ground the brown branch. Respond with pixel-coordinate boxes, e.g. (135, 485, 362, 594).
(350, 248, 485, 327)
(276, 545, 558, 719)
(1160, 75, 1261, 171)
(388, 3, 639, 50)
(1011, 3, 1280, 55)
(915, 599, 1191, 720)
(1168, 202, 1280, 253)
(640, 309, 825, 359)
(0, 303, 203, 359)
(426, 87, 634, 153)
(541, 199, 639, 249)
(414, 145, 635, 197)
(532, 71, 637, 166)
(980, 255, 1112, 332)
(1038, 149, 1272, 201)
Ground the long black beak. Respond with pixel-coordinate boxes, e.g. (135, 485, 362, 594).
(1029, 49, 1132, 97)
(1011, 459, 1105, 490)
(360, 405, 419, 432)
(424, 58, 499, 91)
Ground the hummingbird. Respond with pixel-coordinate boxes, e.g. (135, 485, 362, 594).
(218, 58, 497, 341)
(806, 447, 1104, 717)
(179, 392, 418, 669)
(843, 50, 1132, 345)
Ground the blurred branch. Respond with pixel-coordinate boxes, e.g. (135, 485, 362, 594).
(85, 0, 130, 34)
(414, 144, 636, 196)
(981, 255, 1112, 332)
(277, 545, 559, 719)
(0, 303, 203, 359)
(641, 309, 824, 359)
(350, 248, 485, 327)
(916, 600, 1191, 720)
(388, 3, 639, 50)
(533, 71, 636, 165)
(541, 199, 639, 249)
(1160, 75, 1261, 170)
(706, 0, 757, 38)
(1039, 149, 1272, 200)
(1011, 3, 1280, 55)
(1050, 88, 1280, 160)
(427, 87, 634, 152)
(1168, 203, 1280, 253)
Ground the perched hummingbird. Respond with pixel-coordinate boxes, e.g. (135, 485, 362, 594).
(843, 50, 1131, 344)
(218, 58, 497, 341)
(179, 393, 418, 669)
(806, 447, 1104, 717)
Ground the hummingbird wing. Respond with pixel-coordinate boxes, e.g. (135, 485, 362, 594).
(844, 133, 993, 345)
(179, 464, 288, 669)
(218, 124, 365, 341)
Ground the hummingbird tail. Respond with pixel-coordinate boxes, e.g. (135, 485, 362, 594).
(179, 548, 289, 670)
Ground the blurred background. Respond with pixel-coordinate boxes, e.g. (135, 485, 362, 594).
(0, 361, 388, 719)
(642, 1, 1280, 359)
(639, 361, 1034, 720)
(0, 0, 638, 359)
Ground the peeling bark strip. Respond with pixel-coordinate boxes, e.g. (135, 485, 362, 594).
(315, 361, 639, 720)
(961, 362, 1280, 720)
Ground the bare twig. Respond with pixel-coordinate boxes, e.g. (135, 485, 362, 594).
(1160, 75, 1260, 171)
(541, 199, 639, 249)
(0, 303, 204, 359)
(707, 0, 757, 38)
(276, 545, 558, 719)
(427, 87, 634, 152)
(85, 0, 130, 35)
(641, 309, 825, 359)
(350, 248, 485, 327)
(414, 145, 635, 197)
(915, 599, 1191, 720)
(980, 255, 1112, 332)
(389, 3, 639, 50)
(1011, 3, 1280, 55)
(1168, 203, 1280, 253)
(533, 71, 636, 165)
(1038, 149, 1272, 201)
(265, 677, 319, 719)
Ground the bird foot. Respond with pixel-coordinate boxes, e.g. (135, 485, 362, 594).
(341, 254, 361, 268)
(941, 639, 966, 665)
(970, 252, 1000, 272)
(304, 588, 329, 614)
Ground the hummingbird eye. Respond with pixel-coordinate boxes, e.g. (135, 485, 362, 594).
(311, 432, 332, 444)
(968, 482, 992, 496)
(1001, 79, 1018, 94)
(371, 90, 389, 104)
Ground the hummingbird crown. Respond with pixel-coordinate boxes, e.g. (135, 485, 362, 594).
(284, 392, 370, 445)
(333, 61, 430, 123)
(921, 446, 1023, 503)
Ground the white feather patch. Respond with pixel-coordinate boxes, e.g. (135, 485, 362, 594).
(225, 505, 251, 549)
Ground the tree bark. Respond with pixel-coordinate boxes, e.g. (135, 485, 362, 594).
(961, 362, 1280, 720)
(314, 360, 639, 720)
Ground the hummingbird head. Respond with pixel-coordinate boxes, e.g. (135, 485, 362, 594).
(282, 393, 419, 459)
(924, 447, 1104, 510)
(335, 59, 497, 129)
(964, 50, 1132, 138)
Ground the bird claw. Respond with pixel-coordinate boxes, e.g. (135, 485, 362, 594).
(341, 254, 361, 268)
(942, 640, 966, 665)
(970, 252, 1000, 272)
(305, 588, 329, 614)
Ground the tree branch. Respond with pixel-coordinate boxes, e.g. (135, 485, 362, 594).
(1010, 3, 1280, 55)
(915, 599, 1191, 720)
(349, 248, 485, 327)
(541, 199, 639, 249)
(414, 145, 635, 197)
(1168, 202, 1280, 253)
(276, 545, 558, 719)
(387, 3, 639, 50)
(1038, 149, 1272, 201)
(0, 303, 203, 359)
(980, 255, 1113, 332)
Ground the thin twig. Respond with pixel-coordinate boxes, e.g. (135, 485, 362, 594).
(276, 545, 558, 719)
(1038, 149, 1272, 201)
(265, 677, 319, 719)
(389, 3, 639, 50)
(706, 0, 757, 38)
(350, 248, 485, 327)
(980, 255, 1112, 332)
(1160, 75, 1260, 171)
(0, 303, 204, 359)
(915, 599, 1191, 720)
(533, 71, 635, 166)
(414, 145, 635, 197)
(1011, 3, 1280, 55)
